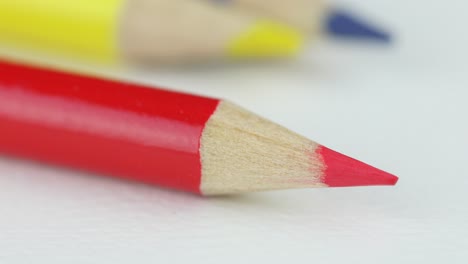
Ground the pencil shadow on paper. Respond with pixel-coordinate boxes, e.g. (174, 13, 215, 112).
(0, 156, 405, 232)
(128, 57, 338, 88)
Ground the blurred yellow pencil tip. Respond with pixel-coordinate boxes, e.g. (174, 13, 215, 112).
(228, 21, 304, 58)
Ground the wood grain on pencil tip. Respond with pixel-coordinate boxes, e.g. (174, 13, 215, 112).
(0, 61, 398, 195)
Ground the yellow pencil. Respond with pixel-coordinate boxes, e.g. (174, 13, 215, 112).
(0, 0, 303, 65)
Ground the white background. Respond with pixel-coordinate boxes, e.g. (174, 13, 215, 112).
(1, 0, 467, 263)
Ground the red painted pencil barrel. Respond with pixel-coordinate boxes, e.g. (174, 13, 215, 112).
(0, 61, 219, 193)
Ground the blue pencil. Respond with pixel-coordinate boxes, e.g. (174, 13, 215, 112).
(210, 0, 391, 43)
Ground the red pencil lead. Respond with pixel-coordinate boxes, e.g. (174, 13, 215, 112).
(317, 146, 398, 187)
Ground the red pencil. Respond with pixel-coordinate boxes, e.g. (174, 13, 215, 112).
(0, 60, 398, 195)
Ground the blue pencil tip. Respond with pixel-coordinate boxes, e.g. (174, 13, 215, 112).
(325, 9, 391, 43)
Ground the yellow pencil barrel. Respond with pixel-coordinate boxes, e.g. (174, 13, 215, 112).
(0, 0, 123, 63)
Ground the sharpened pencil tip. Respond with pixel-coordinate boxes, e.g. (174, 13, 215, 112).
(325, 9, 391, 43)
(228, 20, 304, 58)
(317, 146, 398, 187)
